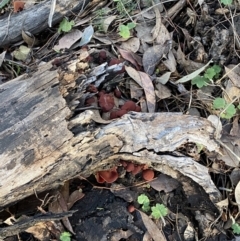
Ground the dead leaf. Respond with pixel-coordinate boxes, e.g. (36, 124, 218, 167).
(163, 50, 176, 72)
(110, 229, 133, 241)
(129, 79, 144, 100)
(125, 66, 156, 112)
(143, 44, 168, 75)
(155, 24, 171, 45)
(152, 7, 161, 42)
(207, 115, 222, 139)
(22, 30, 39, 47)
(118, 47, 142, 70)
(26, 222, 51, 241)
(102, 15, 116, 33)
(135, 23, 154, 43)
(235, 181, 240, 211)
(54, 29, 82, 51)
(67, 189, 85, 210)
(149, 174, 179, 192)
(224, 79, 240, 103)
(155, 72, 171, 85)
(217, 135, 240, 167)
(120, 37, 140, 53)
(183, 222, 195, 241)
(230, 168, 240, 186)
(155, 83, 171, 100)
(138, 210, 166, 241)
(225, 65, 240, 88)
(175, 45, 205, 73)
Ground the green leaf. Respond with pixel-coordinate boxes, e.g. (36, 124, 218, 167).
(221, 104, 236, 119)
(137, 194, 150, 205)
(127, 22, 136, 30)
(221, 0, 232, 5)
(213, 98, 226, 109)
(58, 18, 75, 33)
(142, 203, 150, 212)
(151, 204, 168, 219)
(119, 24, 130, 38)
(204, 67, 216, 79)
(60, 232, 71, 241)
(0, 0, 10, 8)
(232, 223, 240, 234)
(211, 65, 221, 74)
(191, 76, 209, 88)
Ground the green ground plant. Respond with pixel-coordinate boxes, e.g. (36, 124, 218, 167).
(221, 0, 232, 5)
(232, 222, 240, 234)
(137, 194, 168, 220)
(60, 232, 71, 241)
(191, 64, 221, 88)
(58, 18, 75, 33)
(119, 22, 136, 38)
(213, 97, 239, 119)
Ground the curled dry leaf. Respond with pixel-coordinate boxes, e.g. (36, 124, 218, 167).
(54, 29, 82, 51)
(118, 47, 142, 70)
(125, 66, 156, 112)
(103, 15, 116, 33)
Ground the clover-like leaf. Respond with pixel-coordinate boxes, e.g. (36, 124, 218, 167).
(191, 76, 209, 88)
(151, 203, 168, 219)
(204, 67, 216, 79)
(213, 97, 226, 109)
(60, 232, 71, 241)
(119, 24, 130, 38)
(221, 104, 236, 119)
(58, 18, 75, 33)
(221, 0, 232, 5)
(127, 22, 136, 30)
(232, 223, 240, 234)
(137, 194, 150, 205)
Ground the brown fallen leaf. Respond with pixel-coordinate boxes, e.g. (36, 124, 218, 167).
(150, 174, 180, 192)
(125, 66, 156, 112)
(120, 37, 140, 53)
(138, 210, 166, 241)
(118, 47, 142, 70)
(143, 43, 170, 75)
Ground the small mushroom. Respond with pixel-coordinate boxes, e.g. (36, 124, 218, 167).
(110, 109, 127, 119)
(95, 167, 118, 183)
(142, 169, 154, 181)
(121, 101, 138, 112)
(99, 93, 115, 112)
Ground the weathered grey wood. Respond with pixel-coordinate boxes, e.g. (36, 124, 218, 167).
(0, 61, 222, 218)
(0, 0, 89, 46)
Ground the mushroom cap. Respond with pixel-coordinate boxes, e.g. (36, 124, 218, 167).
(142, 169, 154, 181)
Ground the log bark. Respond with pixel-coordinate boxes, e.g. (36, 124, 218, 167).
(0, 61, 221, 217)
(0, 0, 89, 46)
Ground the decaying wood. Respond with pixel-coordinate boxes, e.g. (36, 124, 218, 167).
(0, 0, 89, 46)
(0, 60, 222, 234)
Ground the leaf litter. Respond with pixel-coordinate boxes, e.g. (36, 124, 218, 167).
(2, 0, 240, 240)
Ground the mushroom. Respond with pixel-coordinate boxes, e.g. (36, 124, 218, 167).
(142, 169, 154, 181)
(95, 167, 118, 183)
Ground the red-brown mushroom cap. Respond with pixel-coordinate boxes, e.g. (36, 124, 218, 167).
(125, 163, 135, 172)
(131, 165, 142, 175)
(121, 101, 137, 112)
(142, 169, 154, 181)
(110, 109, 127, 119)
(96, 167, 119, 183)
(99, 93, 115, 112)
(128, 205, 135, 213)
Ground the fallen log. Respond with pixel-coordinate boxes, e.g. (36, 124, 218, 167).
(0, 0, 90, 46)
(0, 59, 223, 238)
